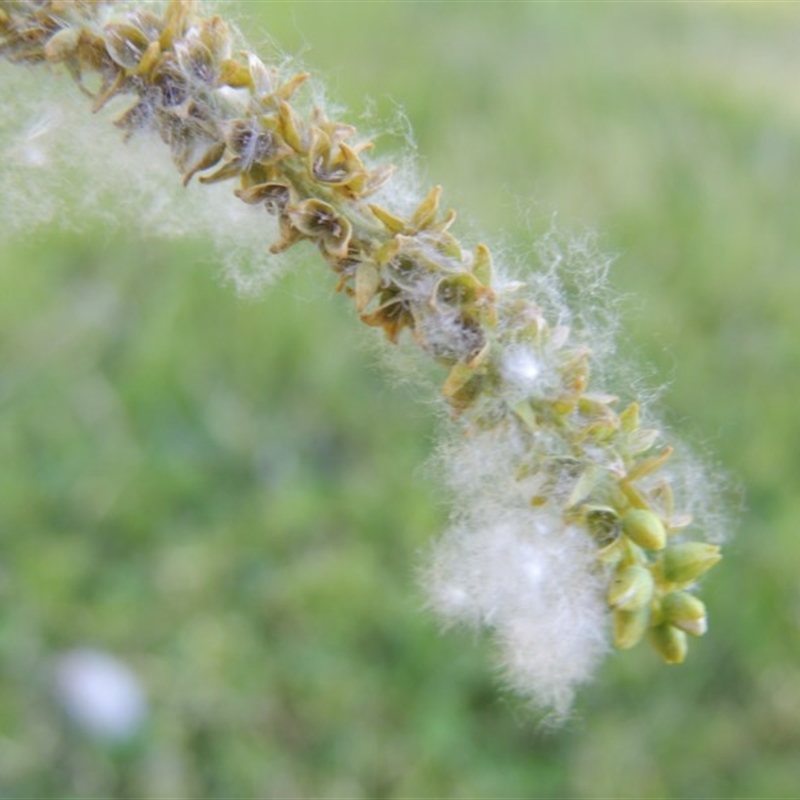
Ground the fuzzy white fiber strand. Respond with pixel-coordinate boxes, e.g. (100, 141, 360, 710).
(426, 429, 608, 715)
(0, 64, 288, 294)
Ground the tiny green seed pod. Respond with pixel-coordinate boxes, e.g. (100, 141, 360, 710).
(613, 606, 650, 650)
(621, 508, 666, 551)
(662, 542, 722, 585)
(662, 591, 707, 636)
(607, 565, 655, 611)
(649, 623, 688, 664)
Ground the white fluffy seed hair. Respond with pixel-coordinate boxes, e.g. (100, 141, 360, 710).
(0, 56, 294, 294)
(424, 428, 609, 716)
(427, 513, 608, 715)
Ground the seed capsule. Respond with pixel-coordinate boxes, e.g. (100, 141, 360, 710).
(607, 565, 655, 611)
(44, 28, 80, 64)
(662, 591, 708, 636)
(621, 508, 666, 551)
(613, 606, 650, 650)
(585, 505, 620, 548)
(662, 543, 721, 585)
(649, 623, 688, 664)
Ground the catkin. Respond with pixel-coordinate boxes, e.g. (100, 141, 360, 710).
(0, 0, 723, 711)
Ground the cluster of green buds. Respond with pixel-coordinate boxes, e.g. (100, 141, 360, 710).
(0, 0, 721, 670)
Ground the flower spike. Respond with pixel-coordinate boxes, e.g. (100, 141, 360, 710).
(0, 0, 725, 713)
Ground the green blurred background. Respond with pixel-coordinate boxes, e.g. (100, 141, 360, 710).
(2, 1, 800, 796)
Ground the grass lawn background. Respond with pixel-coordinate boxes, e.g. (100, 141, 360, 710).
(1, 2, 800, 796)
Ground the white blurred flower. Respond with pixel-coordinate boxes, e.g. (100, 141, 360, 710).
(52, 648, 147, 742)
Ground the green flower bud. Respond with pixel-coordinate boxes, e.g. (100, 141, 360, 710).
(662, 591, 707, 636)
(607, 565, 655, 611)
(663, 542, 722, 585)
(621, 508, 666, 551)
(649, 623, 688, 664)
(613, 606, 650, 650)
